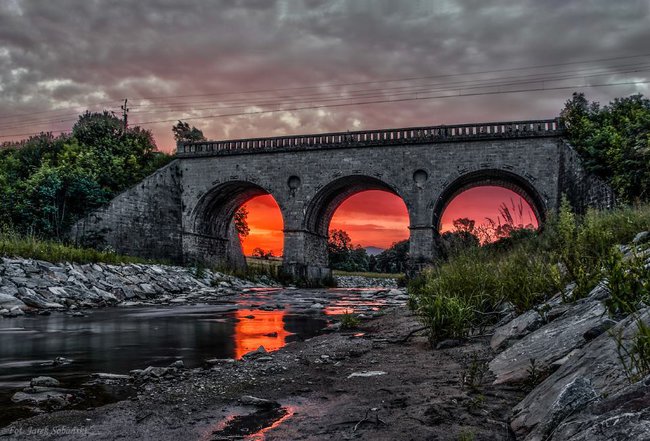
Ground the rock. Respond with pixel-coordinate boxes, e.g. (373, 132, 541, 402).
(205, 358, 235, 365)
(583, 319, 617, 342)
(92, 286, 118, 304)
(242, 346, 268, 359)
(239, 395, 280, 409)
(491, 310, 544, 351)
(139, 366, 169, 378)
(92, 373, 131, 380)
(348, 371, 387, 378)
(510, 308, 650, 439)
(30, 376, 60, 387)
(586, 282, 611, 301)
(16, 287, 64, 309)
(633, 231, 650, 245)
(310, 303, 325, 309)
(11, 390, 71, 409)
(526, 377, 599, 440)
(0, 293, 26, 310)
(489, 300, 608, 385)
(52, 357, 72, 366)
(549, 375, 650, 441)
(47, 286, 68, 297)
(169, 360, 185, 369)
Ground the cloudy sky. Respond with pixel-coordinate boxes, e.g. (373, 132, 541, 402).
(2, 1, 648, 252)
(1, 0, 649, 152)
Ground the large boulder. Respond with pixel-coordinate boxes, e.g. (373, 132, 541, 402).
(15, 287, 64, 309)
(489, 300, 607, 385)
(525, 377, 599, 440)
(549, 375, 650, 441)
(510, 308, 650, 440)
(0, 293, 26, 310)
(491, 309, 544, 351)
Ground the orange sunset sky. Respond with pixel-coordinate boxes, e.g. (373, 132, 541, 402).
(240, 186, 538, 256)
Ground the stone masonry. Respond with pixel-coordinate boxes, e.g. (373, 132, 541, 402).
(70, 119, 614, 281)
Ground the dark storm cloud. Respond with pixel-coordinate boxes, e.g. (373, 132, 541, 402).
(0, 0, 649, 150)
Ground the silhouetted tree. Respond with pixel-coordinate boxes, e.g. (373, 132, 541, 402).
(234, 206, 249, 237)
(172, 120, 206, 143)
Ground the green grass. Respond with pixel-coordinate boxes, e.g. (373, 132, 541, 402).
(0, 231, 153, 265)
(409, 203, 650, 343)
(339, 311, 361, 329)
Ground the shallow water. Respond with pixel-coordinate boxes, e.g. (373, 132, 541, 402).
(0, 287, 394, 428)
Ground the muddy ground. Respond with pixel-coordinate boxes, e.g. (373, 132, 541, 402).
(0, 308, 525, 440)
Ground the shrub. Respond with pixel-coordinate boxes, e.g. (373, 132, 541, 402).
(410, 204, 650, 343)
(604, 248, 650, 316)
(340, 312, 361, 330)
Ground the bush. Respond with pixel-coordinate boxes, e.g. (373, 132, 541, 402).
(340, 312, 361, 330)
(604, 248, 650, 316)
(410, 204, 650, 343)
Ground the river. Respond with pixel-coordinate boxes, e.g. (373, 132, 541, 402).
(0, 287, 396, 428)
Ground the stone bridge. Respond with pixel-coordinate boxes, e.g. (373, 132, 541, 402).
(71, 119, 613, 281)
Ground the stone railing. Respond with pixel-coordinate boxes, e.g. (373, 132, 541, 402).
(177, 119, 564, 156)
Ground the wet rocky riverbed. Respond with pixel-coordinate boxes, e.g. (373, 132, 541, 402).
(0, 286, 408, 429)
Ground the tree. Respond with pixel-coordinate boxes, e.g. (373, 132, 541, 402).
(234, 206, 250, 238)
(326, 229, 373, 271)
(374, 240, 409, 273)
(0, 110, 171, 239)
(452, 218, 475, 234)
(560, 92, 650, 203)
(172, 121, 206, 143)
(251, 247, 274, 259)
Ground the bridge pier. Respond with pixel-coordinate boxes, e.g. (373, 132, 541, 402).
(408, 226, 438, 273)
(182, 221, 246, 270)
(282, 230, 332, 283)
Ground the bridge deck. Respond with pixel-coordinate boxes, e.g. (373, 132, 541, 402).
(176, 118, 564, 157)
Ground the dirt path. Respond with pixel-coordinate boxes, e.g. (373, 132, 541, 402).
(1, 308, 524, 440)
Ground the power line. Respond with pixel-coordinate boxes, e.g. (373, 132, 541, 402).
(128, 61, 650, 110)
(1, 78, 647, 139)
(129, 79, 650, 126)
(1, 52, 648, 123)
(130, 52, 650, 101)
(2, 62, 647, 132)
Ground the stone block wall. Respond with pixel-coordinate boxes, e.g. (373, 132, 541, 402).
(558, 140, 615, 212)
(69, 161, 184, 262)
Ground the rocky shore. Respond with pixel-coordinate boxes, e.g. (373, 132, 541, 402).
(486, 231, 650, 440)
(1, 233, 649, 439)
(334, 275, 400, 288)
(0, 258, 275, 317)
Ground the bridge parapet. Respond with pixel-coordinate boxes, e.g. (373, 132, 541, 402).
(177, 119, 564, 157)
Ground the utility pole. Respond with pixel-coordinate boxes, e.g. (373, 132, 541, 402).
(120, 98, 129, 130)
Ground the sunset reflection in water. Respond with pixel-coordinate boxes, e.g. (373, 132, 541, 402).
(234, 309, 294, 359)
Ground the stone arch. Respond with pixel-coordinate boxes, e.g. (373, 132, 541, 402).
(432, 169, 547, 233)
(284, 175, 410, 280)
(303, 175, 407, 238)
(186, 180, 284, 267)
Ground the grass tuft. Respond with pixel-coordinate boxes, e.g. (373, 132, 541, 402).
(0, 229, 153, 265)
(409, 203, 650, 343)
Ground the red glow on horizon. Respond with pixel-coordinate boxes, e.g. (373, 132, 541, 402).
(240, 195, 284, 256)
(239, 187, 538, 255)
(329, 190, 409, 248)
(439, 186, 539, 234)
